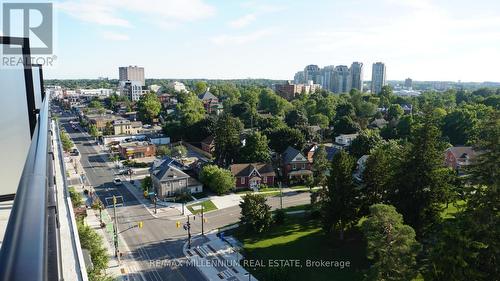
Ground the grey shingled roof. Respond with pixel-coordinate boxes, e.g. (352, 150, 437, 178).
(198, 90, 218, 101)
(152, 160, 189, 182)
(282, 146, 304, 164)
(230, 163, 275, 177)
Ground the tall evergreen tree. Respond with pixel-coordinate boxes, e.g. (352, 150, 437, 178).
(312, 145, 329, 188)
(361, 141, 403, 214)
(391, 113, 450, 237)
(362, 204, 421, 281)
(321, 150, 359, 240)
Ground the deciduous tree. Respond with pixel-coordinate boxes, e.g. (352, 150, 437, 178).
(239, 131, 270, 163)
(137, 92, 161, 123)
(214, 114, 243, 167)
(239, 193, 272, 233)
(200, 164, 235, 195)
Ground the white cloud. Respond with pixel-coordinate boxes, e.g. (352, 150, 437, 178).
(228, 13, 257, 29)
(101, 31, 130, 41)
(210, 28, 275, 45)
(56, 1, 131, 27)
(56, 0, 215, 28)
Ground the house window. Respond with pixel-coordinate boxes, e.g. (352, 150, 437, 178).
(262, 177, 266, 183)
(292, 164, 296, 170)
(241, 177, 245, 184)
(180, 180, 186, 187)
(302, 163, 305, 169)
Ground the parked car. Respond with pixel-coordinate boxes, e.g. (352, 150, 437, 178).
(70, 148, 79, 156)
(113, 178, 122, 185)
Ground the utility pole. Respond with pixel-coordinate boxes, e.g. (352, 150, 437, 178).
(279, 181, 283, 209)
(112, 196, 120, 261)
(201, 205, 204, 236)
(182, 202, 185, 215)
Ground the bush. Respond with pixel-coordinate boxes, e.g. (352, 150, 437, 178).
(122, 160, 149, 168)
(77, 221, 111, 281)
(274, 209, 286, 224)
(68, 187, 82, 207)
(60, 130, 73, 152)
(156, 145, 172, 157)
(175, 192, 192, 203)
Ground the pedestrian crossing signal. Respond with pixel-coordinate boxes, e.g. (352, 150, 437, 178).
(176, 221, 181, 228)
(138, 221, 143, 228)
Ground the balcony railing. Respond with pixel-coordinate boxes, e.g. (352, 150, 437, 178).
(0, 35, 68, 281)
(0, 96, 63, 280)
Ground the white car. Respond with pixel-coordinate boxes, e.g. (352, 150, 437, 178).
(113, 178, 122, 185)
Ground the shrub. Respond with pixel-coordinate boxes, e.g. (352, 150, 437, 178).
(274, 208, 286, 224)
(68, 187, 82, 207)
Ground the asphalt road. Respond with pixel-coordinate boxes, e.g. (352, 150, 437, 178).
(58, 112, 312, 281)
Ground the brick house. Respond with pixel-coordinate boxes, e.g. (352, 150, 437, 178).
(230, 163, 276, 191)
(445, 146, 478, 171)
(198, 90, 221, 114)
(282, 146, 313, 184)
(201, 135, 215, 154)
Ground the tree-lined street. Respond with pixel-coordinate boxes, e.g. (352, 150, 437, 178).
(60, 114, 311, 281)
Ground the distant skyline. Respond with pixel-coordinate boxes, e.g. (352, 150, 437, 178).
(7, 0, 499, 82)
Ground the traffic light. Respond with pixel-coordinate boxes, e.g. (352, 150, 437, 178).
(204, 218, 208, 223)
(138, 221, 143, 228)
(112, 196, 117, 205)
(176, 221, 181, 228)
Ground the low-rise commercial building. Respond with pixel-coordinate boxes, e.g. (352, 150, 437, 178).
(118, 141, 156, 159)
(113, 119, 143, 135)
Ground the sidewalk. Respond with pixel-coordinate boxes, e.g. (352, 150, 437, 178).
(84, 207, 145, 280)
(183, 233, 257, 281)
(65, 143, 141, 281)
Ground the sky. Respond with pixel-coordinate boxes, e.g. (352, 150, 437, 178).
(8, 0, 500, 81)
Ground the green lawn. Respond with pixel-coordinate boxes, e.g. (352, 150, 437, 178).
(281, 204, 311, 213)
(289, 185, 307, 189)
(187, 200, 217, 215)
(441, 200, 466, 219)
(234, 217, 368, 281)
(239, 191, 281, 198)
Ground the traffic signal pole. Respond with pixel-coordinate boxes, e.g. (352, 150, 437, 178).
(201, 205, 204, 236)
